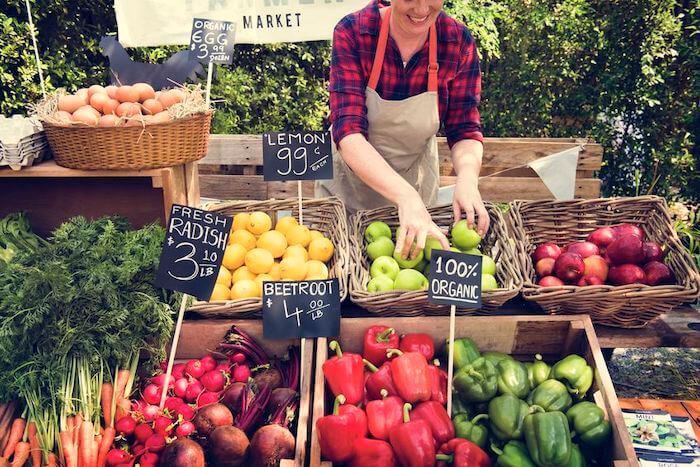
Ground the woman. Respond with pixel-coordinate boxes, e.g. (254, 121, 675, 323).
(317, 0, 489, 259)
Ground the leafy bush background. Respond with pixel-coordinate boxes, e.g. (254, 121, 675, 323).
(1, 0, 697, 201)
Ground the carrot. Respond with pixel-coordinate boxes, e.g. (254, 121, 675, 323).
(95, 427, 114, 467)
(100, 383, 113, 428)
(78, 420, 94, 467)
(59, 431, 76, 467)
(2, 418, 25, 459)
(47, 452, 58, 467)
(10, 441, 30, 467)
(27, 422, 40, 467)
(73, 415, 82, 452)
(114, 370, 131, 402)
(0, 403, 17, 455)
(114, 399, 131, 422)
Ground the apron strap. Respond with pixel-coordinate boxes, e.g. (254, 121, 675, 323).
(367, 7, 439, 93)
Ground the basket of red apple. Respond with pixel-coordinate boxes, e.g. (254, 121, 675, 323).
(509, 196, 700, 328)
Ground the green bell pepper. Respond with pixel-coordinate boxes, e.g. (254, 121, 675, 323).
(454, 357, 498, 403)
(497, 358, 531, 398)
(565, 444, 586, 467)
(527, 379, 572, 412)
(526, 354, 552, 388)
(483, 350, 514, 367)
(551, 355, 593, 399)
(566, 402, 612, 448)
(494, 440, 537, 467)
(449, 337, 482, 369)
(523, 408, 572, 467)
(488, 393, 530, 441)
(452, 393, 474, 417)
(454, 413, 489, 448)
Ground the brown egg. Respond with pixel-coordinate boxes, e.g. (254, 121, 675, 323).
(132, 83, 156, 102)
(89, 93, 110, 114)
(98, 114, 121, 127)
(105, 85, 118, 99)
(154, 91, 162, 100)
(156, 90, 179, 109)
(87, 85, 106, 98)
(72, 108, 99, 126)
(115, 85, 140, 103)
(53, 110, 73, 123)
(76, 105, 100, 117)
(150, 111, 171, 124)
(102, 99, 120, 115)
(116, 102, 142, 117)
(57, 95, 85, 114)
(75, 88, 89, 104)
(125, 115, 148, 127)
(141, 98, 164, 115)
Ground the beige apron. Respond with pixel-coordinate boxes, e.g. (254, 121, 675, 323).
(316, 6, 441, 213)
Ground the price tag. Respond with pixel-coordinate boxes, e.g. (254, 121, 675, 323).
(262, 131, 333, 181)
(262, 279, 341, 339)
(428, 250, 482, 308)
(154, 204, 232, 300)
(189, 18, 236, 64)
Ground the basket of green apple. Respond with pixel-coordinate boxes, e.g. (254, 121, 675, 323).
(349, 202, 524, 316)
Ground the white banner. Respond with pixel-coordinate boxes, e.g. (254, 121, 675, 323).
(528, 145, 581, 200)
(114, 0, 367, 47)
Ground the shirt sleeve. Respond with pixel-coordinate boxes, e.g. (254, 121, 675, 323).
(329, 19, 368, 146)
(444, 29, 484, 147)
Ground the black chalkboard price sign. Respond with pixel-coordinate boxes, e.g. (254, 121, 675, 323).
(262, 279, 341, 339)
(262, 131, 333, 181)
(155, 204, 232, 301)
(428, 250, 483, 308)
(189, 18, 236, 65)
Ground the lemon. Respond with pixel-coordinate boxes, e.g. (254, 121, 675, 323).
(245, 248, 274, 274)
(309, 230, 325, 241)
(247, 211, 272, 235)
(230, 279, 260, 299)
(256, 230, 288, 258)
(232, 212, 251, 232)
(268, 262, 281, 280)
(275, 216, 299, 235)
(210, 283, 231, 301)
(216, 267, 232, 287)
(308, 237, 334, 262)
(255, 273, 275, 291)
(306, 260, 329, 280)
(230, 229, 257, 251)
(222, 244, 247, 271)
(284, 244, 309, 262)
(279, 257, 308, 281)
(286, 225, 312, 248)
(232, 266, 256, 284)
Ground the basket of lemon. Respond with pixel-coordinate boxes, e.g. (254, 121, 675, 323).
(187, 197, 350, 318)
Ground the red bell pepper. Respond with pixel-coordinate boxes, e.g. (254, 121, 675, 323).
(399, 333, 435, 361)
(364, 359, 399, 400)
(349, 438, 397, 467)
(387, 349, 431, 403)
(410, 400, 455, 448)
(436, 438, 491, 467)
(389, 403, 436, 467)
(366, 389, 404, 441)
(322, 340, 364, 405)
(429, 359, 448, 405)
(316, 395, 365, 463)
(339, 399, 368, 438)
(364, 326, 400, 367)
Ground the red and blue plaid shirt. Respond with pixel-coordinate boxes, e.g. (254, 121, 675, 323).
(330, 0, 483, 148)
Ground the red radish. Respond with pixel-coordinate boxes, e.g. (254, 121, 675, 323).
(132, 444, 146, 457)
(233, 365, 251, 383)
(159, 360, 168, 372)
(146, 433, 167, 454)
(134, 424, 154, 444)
(115, 415, 137, 436)
(164, 396, 185, 413)
(172, 363, 187, 380)
(186, 359, 205, 379)
(175, 404, 196, 422)
(197, 391, 222, 407)
(105, 448, 131, 466)
(153, 416, 174, 436)
(176, 421, 196, 437)
(139, 452, 160, 467)
(151, 373, 175, 389)
(142, 384, 163, 405)
(231, 353, 246, 364)
(216, 363, 231, 375)
(186, 380, 204, 402)
(201, 370, 225, 392)
(141, 404, 160, 421)
(131, 399, 146, 413)
(174, 378, 189, 398)
(201, 355, 217, 372)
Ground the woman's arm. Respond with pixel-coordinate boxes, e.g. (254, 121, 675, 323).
(451, 139, 489, 235)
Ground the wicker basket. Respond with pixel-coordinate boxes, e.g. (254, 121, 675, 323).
(42, 111, 212, 170)
(509, 196, 700, 328)
(188, 197, 350, 318)
(349, 202, 523, 316)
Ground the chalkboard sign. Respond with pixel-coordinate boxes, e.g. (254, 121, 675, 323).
(262, 279, 341, 339)
(428, 250, 482, 308)
(189, 18, 236, 64)
(263, 131, 333, 181)
(155, 204, 232, 301)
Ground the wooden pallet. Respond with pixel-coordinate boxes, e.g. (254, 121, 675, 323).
(200, 135, 603, 202)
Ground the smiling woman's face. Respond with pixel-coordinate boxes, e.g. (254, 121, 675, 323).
(390, 0, 443, 37)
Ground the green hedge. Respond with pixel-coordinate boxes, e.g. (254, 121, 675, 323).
(1, 0, 697, 201)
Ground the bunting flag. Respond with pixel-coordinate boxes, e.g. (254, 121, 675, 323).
(527, 145, 581, 200)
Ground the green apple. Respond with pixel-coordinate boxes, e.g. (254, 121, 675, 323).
(370, 256, 400, 280)
(365, 221, 392, 243)
(451, 220, 481, 250)
(462, 247, 482, 256)
(481, 255, 496, 276)
(424, 237, 443, 260)
(394, 269, 429, 291)
(415, 258, 428, 273)
(424, 262, 432, 276)
(393, 249, 424, 269)
(450, 247, 461, 253)
(481, 273, 498, 291)
(367, 275, 395, 292)
(366, 236, 395, 261)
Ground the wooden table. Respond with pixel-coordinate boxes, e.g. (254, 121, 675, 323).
(620, 398, 700, 440)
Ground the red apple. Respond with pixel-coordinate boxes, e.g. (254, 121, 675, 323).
(535, 258, 556, 277)
(583, 255, 609, 281)
(554, 252, 585, 283)
(565, 242, 600, 259)
(606, 235, 644, 265)
(538, 276, 565, 287)
(582, 275, 605, 285)
(587, 227, 617, 248)
(642, 241, 665, 263)
(608, 264, 646, 285)
(643, 261, 673, 286)
(615, 223, 645, 240)
(533, 243, 562, 263)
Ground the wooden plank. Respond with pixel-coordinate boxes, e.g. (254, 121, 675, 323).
(199, 174, 268, 200)
(169, 165, 188, 207)
(595, 308, 700, 349)
(618, 399, 645, 410)
(268, 181, 314, 199)
(439, 176, 602, 201)
(480, 166, 596, 178)
(0, 160, 165, 178)
(184, 162, 201, 207)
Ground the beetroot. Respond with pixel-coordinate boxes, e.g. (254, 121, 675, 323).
(268, 388, 297, 416)
(201, 370, 226, 392)
(222, 382, 247, 413)
(115, 415, 137, 436)
(159, 438, 205, 467)
(193, 403, 234, 436)
(201, 354, 217, 372)
(208, 425, 250, 466)
(249, 425, 295, 467)
(134, 423, 154, 445)
(253, 368, 282, 391)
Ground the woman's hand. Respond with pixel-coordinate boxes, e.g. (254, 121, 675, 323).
(453, 173, 490, 236)
(395, 190, 450, 260)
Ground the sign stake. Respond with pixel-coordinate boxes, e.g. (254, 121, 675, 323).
(297, 180, 304, 386)
(24, 0, 46, 98)
(160, 295, 189, 409)
(205, 61, 214, 107)
(446, 304, 456, 416)
(297, 181, 304, 226)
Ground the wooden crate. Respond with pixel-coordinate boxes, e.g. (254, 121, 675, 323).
(200, 135, 602, 202)
(177, 319, 313, 467)
(310, 315, 638, 467)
